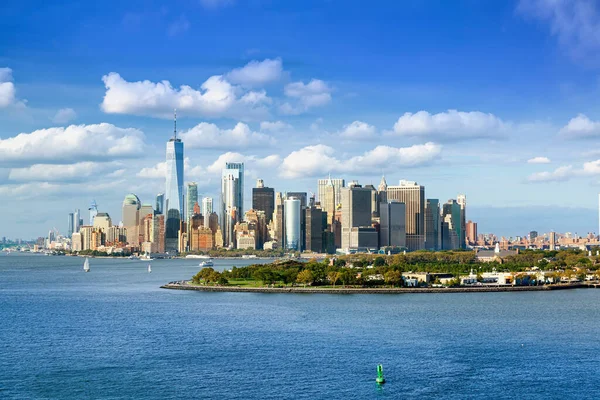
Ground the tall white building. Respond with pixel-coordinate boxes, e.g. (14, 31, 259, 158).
(284, 197, 301, 251)
(202, 197, 213, 228)
(318, 177, 345, 208)
(221, 172, 240, 247)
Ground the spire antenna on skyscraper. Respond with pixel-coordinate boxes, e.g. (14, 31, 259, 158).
(174, 108, 177, 140)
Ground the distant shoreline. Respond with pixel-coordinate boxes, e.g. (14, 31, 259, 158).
(160, 282, 598, 294)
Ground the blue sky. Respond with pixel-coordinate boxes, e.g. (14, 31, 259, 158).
(2, 0, 600, 239)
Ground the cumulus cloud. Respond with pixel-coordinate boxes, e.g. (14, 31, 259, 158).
(101, 72, 270, 119)
(392, 110, 507, 140)
(138, 153, 280, 180)
(559, 114, 600, 139)
(527, 156, 551, 164)
(179, 122, 274, 149)
(8, 162, 120, 183)
(0, 123, 145, 167)
(280, 79, 332, 115)
(279, 142, 442, 179)
(0, 67, 26, 109)
(52, 108, 77, 124)
(528, 165, 573, 182)
(518, 0, 600, 63)
(227, 58, 283, 86)
(260, 120, 292, 132)
(339, 121, 376, 140)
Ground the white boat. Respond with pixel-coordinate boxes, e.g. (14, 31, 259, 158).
(199, 259, 214, 267)
(147, 264, 152, 273)
(83, 258, 90, 273)
(129, 255, 139, 260)
(186, 254, 211, 259)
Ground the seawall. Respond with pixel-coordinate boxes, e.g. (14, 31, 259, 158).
(160, 283, 597, 294)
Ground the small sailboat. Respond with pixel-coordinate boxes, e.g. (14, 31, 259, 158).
(83, 257, 90, 273)
(147, 263, 152, 273)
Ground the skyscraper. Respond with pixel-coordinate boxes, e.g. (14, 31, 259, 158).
(457, 194, 466, 249)
(67, 213, 74, 238)
(466, 220, 477, 245)
(425, 199, 441, 250)
(186, 182, 198, 223)
(320, 176, 335, 228)
(252, 179, 275, 225)
(224, 162, 244, 215)
(284, 197, 301, 251)
(202, 197, 213, 228)
(318, 177, 345, 209)
(305, 205, 323, 253)
(221, 171, 240, 247)
(73, 209, 81, 234)
(287, 191, 307, 250)
(441, 199, 461, 250)
(165, 111, 184, 253)
(155, 193, 164, 215)
(386, 180, 425, 251)
(122, 194, 141, 246)
(341, 186, 374, 250)
(89, 200, 98, 226)
(379, 201, 406, 248)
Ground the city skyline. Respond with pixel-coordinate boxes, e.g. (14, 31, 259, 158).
(3, 1, 600, 238)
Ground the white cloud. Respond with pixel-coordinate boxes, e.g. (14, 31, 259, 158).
(392, 110, 507, 139)
(528, 165, 573, 182)
(0, 67, 26, 109)
(280, 142, 442, 179)
(179, 122, 274, 149)
(52, 108, 77, 124)
(559, 114, 600, 139)
(339, 120, 376, 140)
(527, 156, 551, 164)
(0, 123, 145, 167)
(8, 162, 119, 183)
(137, 153, 280, 180)
(260, 120, 292, 132)
(101, 72, 271, 119)
(518, 0, 600, 62)
(227, 58, 283, 86)
(280, 79, 332, 115)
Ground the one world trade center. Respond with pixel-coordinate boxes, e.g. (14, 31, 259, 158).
(165, 110, 184, 253)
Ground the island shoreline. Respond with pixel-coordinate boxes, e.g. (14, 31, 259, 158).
(160, 282, 599, 294)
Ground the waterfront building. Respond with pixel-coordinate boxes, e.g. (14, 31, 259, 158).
(222, 162, 244, 215)
(287, 192, 307, 250)
(379, 201, 406, 248)
(107, 226, 127, 246)
(71, 232, 82, 252)
(89, 200, 98, 226)
(79, 226, 93, 251)
(305, 205, 323, 253)
(245, 209, 267, 249)
(165, 111, 184, 253)
(201, 197, 213, 228)
(252, 179, 275, 225)
(425, 199, 441, 250)
(284, 197, 301, 251)
(93, 212, 112, 238)
(122, 194, 141, 246)
(155, 193, 164, 215)
(386, 180, 425, 251)
(186, 182, 198, 223)
(318, 176, 345, 212)
(549, 231, 556, 250)
(138, 204, 153, 244)
(466, 220, 478, 245)
(153, 214, 165, 253)
(341, 186, 373, 250)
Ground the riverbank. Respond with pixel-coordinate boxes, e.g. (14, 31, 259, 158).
(161, 282, 599, 294)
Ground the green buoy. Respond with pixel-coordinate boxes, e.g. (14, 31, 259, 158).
(376, 364, 386, 384)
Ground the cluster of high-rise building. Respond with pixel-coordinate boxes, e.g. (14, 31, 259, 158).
(60, 112, 471, 254)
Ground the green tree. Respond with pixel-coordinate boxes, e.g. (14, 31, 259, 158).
(384, 270, 402, 287)
(373, 256, 386, 267)
(327, 271, 341, 287)
(296, 269, 314, 287)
